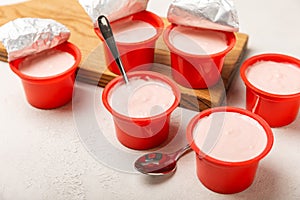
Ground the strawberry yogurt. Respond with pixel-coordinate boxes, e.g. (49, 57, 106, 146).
(246, 61, 300, 95)
(169, 26, 229, 55)
(19, 49, 75, 77)
(112, 20, 157, 43)
(193, 112, 268, 162)
(109, 77, 176, 118)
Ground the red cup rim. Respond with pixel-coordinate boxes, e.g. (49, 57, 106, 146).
(9, 41, 82, 82)
(186, 106, 274, 166)
(102, 71, 181, 122)
(240, 53, 300, 99)
(163, 24, 236, 58)
(94, 10, 164, 46)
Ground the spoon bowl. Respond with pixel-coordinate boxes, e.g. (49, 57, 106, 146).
(134, 144, 191, 175)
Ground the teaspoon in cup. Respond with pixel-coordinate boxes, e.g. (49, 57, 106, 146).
(134, 144, 192, 175)
(97, 15, 129, 84)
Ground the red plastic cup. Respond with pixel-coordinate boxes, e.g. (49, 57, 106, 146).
(186, 107, 273, 194)
(9, 42, 81, 109)
(94, 10, 164, 75)
(240, 54, 300, 127)
(163, 24, 236, 89)
(102, 71, 181, 150)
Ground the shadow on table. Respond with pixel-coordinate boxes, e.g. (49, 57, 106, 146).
(139, 164, 281, 199)
(139, 172, 175, 185)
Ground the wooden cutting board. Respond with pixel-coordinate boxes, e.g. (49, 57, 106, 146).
(0, 0, 248, 111)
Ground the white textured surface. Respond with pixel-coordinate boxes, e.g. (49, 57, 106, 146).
(0, 0, 300, 199)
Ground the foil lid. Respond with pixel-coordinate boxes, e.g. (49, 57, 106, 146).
(167, 0, 239, 32)
(0, 18, 70, 61)
(79, 0, 149, 27)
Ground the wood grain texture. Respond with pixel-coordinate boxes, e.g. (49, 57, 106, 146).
(0, 0, 248, 111)
(0, 0, 99, 63)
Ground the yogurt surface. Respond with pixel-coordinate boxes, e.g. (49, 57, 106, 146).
(246, 61, 300, 95)
(109, 77, 175, 118)
(169, 26, 228, 55)
(112, 20, 157, 43)
(19, 49, 75, 77)
(193, 112, 267, 162)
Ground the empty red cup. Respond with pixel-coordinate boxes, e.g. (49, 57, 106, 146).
(186, 107, 273, 194)
(94, 10, 164, 75)
(163, 24, 236, 89)
(9, 42, 81, 109)
(102, 71, 181, 150)
(240, 54, 300, 127)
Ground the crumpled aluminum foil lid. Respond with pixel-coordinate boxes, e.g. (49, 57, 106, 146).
(78, 0, 149, 27)
(0, 18, 70, 61)
(167, 0, 239, 32)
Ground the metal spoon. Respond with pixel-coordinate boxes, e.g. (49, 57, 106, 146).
(97, 15, 129, 84)
(134, 144, 192, 175)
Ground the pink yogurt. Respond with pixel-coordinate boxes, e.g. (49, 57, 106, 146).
(193, 112, 268, 162)
(19, 49, 75, 77)
(112, 20, 157, 43)
(109, 77, 176, 118)
(169, 26, 229, 55)
(246, 61, 300, 95)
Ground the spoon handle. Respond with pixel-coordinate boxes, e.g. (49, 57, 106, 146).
(173, 144, 192, 161)
(97, 15, 129, 84)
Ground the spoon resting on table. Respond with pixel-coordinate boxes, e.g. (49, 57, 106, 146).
(134, 144, 192, 175)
